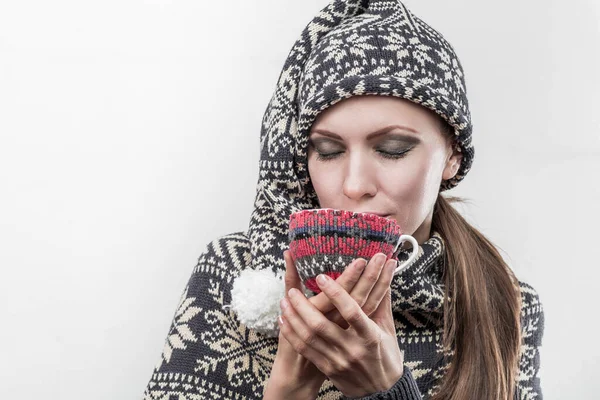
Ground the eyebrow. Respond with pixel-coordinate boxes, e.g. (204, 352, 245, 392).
(310, 124, 420, 141)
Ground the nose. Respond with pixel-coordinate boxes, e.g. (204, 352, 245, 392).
(342, 153, 377, 201)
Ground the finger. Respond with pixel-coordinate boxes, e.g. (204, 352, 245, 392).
(325, 308, 349, 329)
(359, 258, 397, 316)
(320, 255, 388, 328)
(309, 257, 367, 314)
(277, 314, 329, 373)
(322, 256, 391, 328)
(371, 277, 396, 333)
(316, 274, 376, 339)
(286, 289, 346, 348)
(280, 293, 345, 359)
(346, 253, 387, 310)
(283, 250, 303, 295)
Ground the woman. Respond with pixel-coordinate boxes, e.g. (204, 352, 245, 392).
(143, 1, 544, 399)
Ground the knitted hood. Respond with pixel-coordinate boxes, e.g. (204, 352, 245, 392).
(248, 0, 472, 276)
(230, 0, 471, 336)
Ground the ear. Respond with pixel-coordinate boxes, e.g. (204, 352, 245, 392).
(442, 144, 463, 181)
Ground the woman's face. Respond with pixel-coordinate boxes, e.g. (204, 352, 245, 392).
(307, 95, 462, 244)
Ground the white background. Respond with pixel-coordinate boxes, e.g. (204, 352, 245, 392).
(1, 0, 598, 398)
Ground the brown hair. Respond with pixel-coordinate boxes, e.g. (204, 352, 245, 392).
(430, 122, 523, 399)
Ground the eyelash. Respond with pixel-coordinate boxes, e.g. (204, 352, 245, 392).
(315, 149, 412, 162)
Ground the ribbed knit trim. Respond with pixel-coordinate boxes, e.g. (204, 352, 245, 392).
(341, 365, 422, 400)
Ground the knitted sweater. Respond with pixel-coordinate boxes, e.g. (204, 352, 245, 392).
(142, 231, 544, 399)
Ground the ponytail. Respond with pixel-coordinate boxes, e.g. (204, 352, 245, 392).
(429, 194, 522, 400)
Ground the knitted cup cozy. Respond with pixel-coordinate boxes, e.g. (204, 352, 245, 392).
(288, 208, 402, 293)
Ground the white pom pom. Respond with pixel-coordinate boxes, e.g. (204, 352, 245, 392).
(226, 268, 286, 337)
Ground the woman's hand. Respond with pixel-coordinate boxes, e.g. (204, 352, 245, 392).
(278, 261, 404, 398)
(263, 251, 396, 399)
(310, 252, 396, 329)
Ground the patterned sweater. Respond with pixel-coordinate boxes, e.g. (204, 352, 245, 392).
(142, 231, 544, 399)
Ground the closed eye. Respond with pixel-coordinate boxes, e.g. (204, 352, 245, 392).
(314, 148, 412, 162)
(377, 149, 412, 160)
(315, 151, 343, 161)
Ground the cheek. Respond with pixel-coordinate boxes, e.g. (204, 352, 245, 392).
(381, 162, 428, 208)
(380, 152, 444, 227)
(380, 151, 437, 196)
(308, 158, 339, 204)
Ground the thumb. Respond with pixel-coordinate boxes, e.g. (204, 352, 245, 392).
(283, 250, 303, 296)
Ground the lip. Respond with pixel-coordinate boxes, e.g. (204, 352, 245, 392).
(358, 211, 390, 217)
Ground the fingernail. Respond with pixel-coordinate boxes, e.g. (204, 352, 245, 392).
(288, 288, 298, 298)
(377, 253, 387, 265)
(317, 274, 329, 287)
(278, 315, 285, 325)
(280, 298, 289, 310)
(355, 259, 367, 271)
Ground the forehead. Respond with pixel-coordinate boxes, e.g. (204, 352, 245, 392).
(310, 95, 443, 140)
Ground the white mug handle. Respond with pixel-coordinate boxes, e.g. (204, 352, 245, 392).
(392, 235, 419, 275)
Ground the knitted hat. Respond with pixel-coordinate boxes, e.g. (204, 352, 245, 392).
(296, 1, 474, 192)
(250, 0, 473, 269)
(232, 0, 474, 335)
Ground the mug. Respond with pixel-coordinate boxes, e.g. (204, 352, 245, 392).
(288, 208, 419, 293)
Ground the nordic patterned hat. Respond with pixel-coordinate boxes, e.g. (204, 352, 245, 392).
(233, 0, 474, 334)
(249, 0, 473, 270)
(296, 0, 474, 193)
